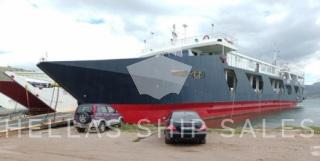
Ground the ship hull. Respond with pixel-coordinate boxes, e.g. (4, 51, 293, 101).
(37, 55, 302, 124)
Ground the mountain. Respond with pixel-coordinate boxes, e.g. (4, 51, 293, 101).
(0, 66, 30, 72)
(304, 82, 320, 98)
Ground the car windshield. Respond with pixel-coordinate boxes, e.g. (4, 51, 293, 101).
(171, 111, 201, 122)
(76, 105, 93, 113)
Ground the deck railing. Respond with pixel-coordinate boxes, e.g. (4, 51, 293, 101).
(142, 33, 235, 53)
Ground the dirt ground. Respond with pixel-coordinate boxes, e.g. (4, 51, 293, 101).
(0, 127, 320, 161)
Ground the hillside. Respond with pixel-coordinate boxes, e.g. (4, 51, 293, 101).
(304, 82, 320, 98)
(0, 66, 29, 72)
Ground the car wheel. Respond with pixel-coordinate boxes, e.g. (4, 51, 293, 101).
(98, 121, 106, 133)
(199, 138, 206, 144)
(165, 137, 172, 144)
(76, 127, 86, 133)
(117, 118, 124, 128)
(76, 112, 92, 124)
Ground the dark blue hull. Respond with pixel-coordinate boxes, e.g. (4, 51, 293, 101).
(37, 55, 302, 105)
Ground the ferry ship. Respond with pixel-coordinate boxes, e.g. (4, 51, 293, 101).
(37, 30, 304, 125)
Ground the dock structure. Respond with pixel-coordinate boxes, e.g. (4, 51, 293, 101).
(0, 67, 77, 115)
(0, 70, 55, 115)
(0, 112, 73, 135)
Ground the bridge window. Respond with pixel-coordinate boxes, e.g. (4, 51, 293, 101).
(162, 50, 190, 57)
(175, 50, 189, 57)
(162, 53, 174, 57)
(225, 69, 237, 93)
(247, 74, 263, 94)
(182, 50, 189, 56)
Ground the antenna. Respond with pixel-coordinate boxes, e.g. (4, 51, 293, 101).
(150, 32, 155, 39)
(211, 23, 214, 36)
(272, 42, 279, 65)
(143, 39, 147, 50)
(182, 24, 188, 39)
(40, 52, 48, 62)
(273, 49, 279, 65)
(149, 32, 155, 51)
(171, 24, 178, 43)
(45, 52, 48, 61)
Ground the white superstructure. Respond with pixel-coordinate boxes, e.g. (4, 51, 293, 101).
(141, 32, 304, 85)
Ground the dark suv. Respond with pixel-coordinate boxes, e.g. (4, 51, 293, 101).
(164, 111, 207, 144)
(74, 104, 123, 133)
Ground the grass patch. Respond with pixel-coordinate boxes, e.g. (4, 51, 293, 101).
(277, 125, 320, 134)
(0, 130, 21, 138)
(308, 126, 320, 134)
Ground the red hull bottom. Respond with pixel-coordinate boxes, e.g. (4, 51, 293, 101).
(112, 100, 297, 127)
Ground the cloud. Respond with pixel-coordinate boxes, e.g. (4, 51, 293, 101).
(70, 0, 319, 63)
(47, 0, 173, 16)
(0, 0, 144, 68)
(193, 0, 320, 62)
(1, 0, 320, 83)
(0, 51, 10, 54)
(77, 17, 105, 25)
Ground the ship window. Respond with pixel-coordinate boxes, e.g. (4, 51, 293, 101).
(246, 74, 263, 94)
(162, 53, 174, 57)
(182, 50, 189, 56)
(269, 78, 284, 95)
(191, 49, 202, 56)
(255, 63, 260, 72)
(286, 85, 292, 95)
(294, 86, 299, 94)
(224, 69, 237, 93)
(174, 50, 190, 57)
(192, 51, 198, 56)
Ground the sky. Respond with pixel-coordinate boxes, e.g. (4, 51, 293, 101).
(0, 0, 319, 84)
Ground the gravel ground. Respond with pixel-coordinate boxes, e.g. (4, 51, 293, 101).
(0, 127, 320, 161)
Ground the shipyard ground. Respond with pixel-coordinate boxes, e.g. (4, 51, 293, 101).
(1, 127, 320, 161)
